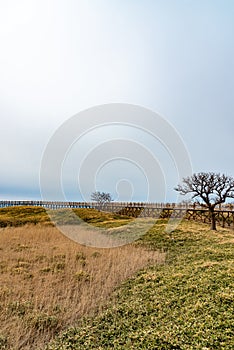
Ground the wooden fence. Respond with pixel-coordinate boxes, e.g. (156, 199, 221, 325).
(0, 200, 234, 228)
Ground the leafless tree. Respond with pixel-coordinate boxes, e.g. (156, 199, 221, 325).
(91, 191, 113, 206)
(175, 172, 234, 230)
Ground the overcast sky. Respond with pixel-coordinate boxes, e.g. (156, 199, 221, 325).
(0, 0, 234, 202)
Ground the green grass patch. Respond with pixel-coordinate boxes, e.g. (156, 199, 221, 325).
(0, 206, 50, 227)
(47, 221, 234, 350)
(0, 207, 131, 228)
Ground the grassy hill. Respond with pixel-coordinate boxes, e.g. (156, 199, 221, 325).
(0, 206, 50, 227)
(0, 209, 157, 349)
(47, 221, 234, 350)
(0, 207, 233, 349)
(0, 206, 131, 228)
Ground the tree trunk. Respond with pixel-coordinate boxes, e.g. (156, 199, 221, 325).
(210, 209, 216, 230)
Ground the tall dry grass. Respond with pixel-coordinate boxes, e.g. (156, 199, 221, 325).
(0, 225, 165, 349)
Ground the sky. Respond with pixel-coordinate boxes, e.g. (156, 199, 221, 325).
(0, 0, 234, 202)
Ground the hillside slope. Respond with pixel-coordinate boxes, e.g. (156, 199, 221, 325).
(47, 221, 234, 350)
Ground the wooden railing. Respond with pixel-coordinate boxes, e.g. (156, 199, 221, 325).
(0, 200, 234, 228)
(0, 200, 233, 210)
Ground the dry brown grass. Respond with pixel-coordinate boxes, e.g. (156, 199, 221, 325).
(0, 224, 165, 349)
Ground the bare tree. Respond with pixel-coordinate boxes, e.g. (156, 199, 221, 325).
(175, 172, 234, 230)
(91, 191, 113, 206)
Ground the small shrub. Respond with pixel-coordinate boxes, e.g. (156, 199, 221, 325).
(75, 252, 86, 266)
(7, 300, 33, 317)
(40, 267, 51, 273)
(91, 251, 101, 258)
(13, 244, 31, 252)
(74, 270, 90, 282)
(53, 262, 66, 272)
(0, 334, 8, 349)
(28, 312, 59, 332)
(75, 252, 86, 261)
(51, 254, 66, 262)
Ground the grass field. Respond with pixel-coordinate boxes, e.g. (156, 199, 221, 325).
(0, 207, 233, 349)
(47, 221, 234, 350)
(0, 208, 163, 350)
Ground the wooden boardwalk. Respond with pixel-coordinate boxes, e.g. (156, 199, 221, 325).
(0, 200, 234, 228)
